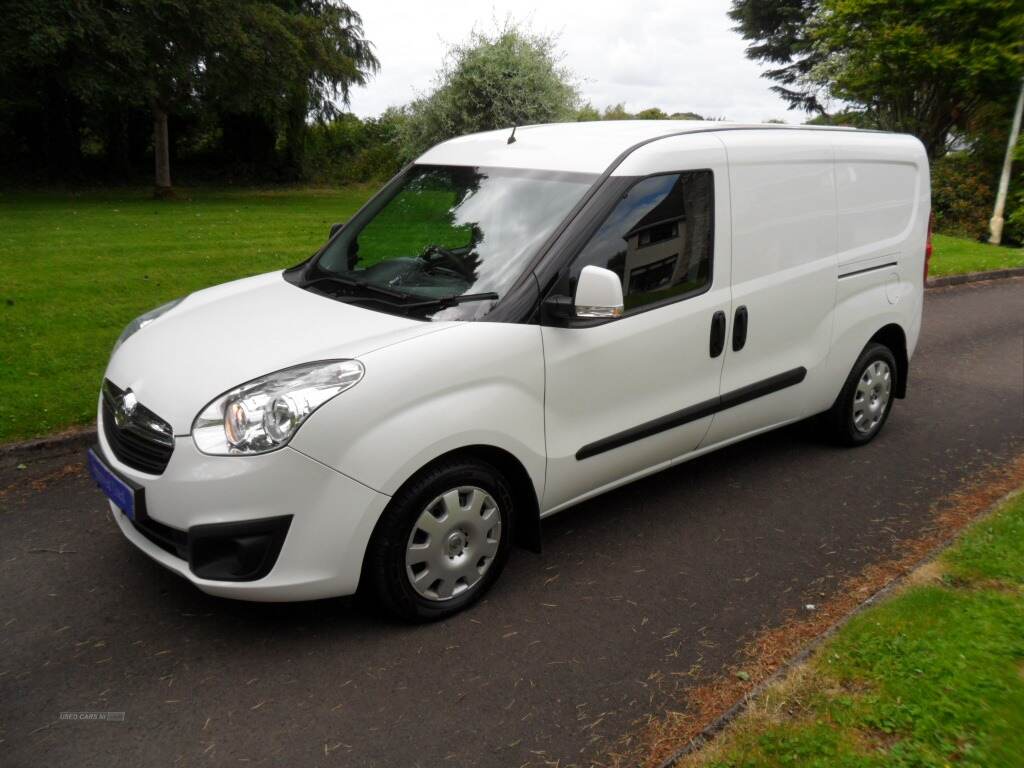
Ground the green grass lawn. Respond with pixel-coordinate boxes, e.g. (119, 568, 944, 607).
(690, 489, 1024, 768)
(1, 187, 1022, 443)
(0, 187, 374, 442)
(930, 233, 1024, 278)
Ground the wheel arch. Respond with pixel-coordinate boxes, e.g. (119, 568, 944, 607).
(374, 445, 543, 555)
(868, 323, 909, 398)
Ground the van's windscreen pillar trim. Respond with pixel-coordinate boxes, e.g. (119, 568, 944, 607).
(575, 367, 807, 460)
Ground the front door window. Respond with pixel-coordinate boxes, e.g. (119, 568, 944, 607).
(570, 171, 714, 312)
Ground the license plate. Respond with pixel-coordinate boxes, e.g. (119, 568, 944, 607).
(87, 448, 137, 521)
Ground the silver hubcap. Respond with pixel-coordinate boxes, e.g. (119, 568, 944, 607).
(852, 359, 892, 434)
(405, 486, 502, 602)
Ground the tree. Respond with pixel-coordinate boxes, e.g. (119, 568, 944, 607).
(400, 22, 579, 159)
(121, 1, 213, 195)
(0, 0, 378, 191)
(0, 0, 135, 179)
(601, 103, 632, 121)
(809, 0, 1024, 158)
(133, 0, 378, 195)
(730, 0, 1024, 158)
(574, 104, 705, 123)
(199, 1, 379, 178)
(634, 107, 669, 120)
(728, 0, 824, 112)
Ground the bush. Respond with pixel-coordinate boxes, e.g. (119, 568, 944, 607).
(1006, 189, 1023, 244)
(573, 104, 706, 122)
(301, 109, 406, 185)
(931, 152, 995, 239)
(601, 103, 632, 121)
(399, 23, 579, 159)
(1003, 140, 1024, 245)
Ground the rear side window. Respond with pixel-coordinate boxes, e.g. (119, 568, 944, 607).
(570, 171, 714, 312)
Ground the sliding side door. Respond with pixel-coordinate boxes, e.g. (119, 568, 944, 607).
(698, 130, 838, 449)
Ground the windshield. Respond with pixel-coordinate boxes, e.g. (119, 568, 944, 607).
(313, 164, 597, 320)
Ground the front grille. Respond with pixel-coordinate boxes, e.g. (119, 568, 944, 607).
(101, 380, 175, 475)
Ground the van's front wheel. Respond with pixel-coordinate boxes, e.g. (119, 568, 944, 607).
(364, 458, 514, 622)
(825, 342, 897, 446)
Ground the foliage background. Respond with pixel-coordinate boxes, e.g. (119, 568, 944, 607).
(1, 5, 1022, 243)
(730, 0, 1024, 243)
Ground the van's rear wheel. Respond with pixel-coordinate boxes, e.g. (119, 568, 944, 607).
(825, 342, 897, 446)
(364, 458, 513, 622)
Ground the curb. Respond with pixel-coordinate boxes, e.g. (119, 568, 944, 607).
(926, 266, 1024, 289)
(1, 268, 1021, 464)
(656, 486, 1024, 768)
(0, 427, 96, 461)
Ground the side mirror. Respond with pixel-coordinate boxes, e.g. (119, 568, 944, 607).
(329, 221, 346, 239)
(574, 265, 624, 319)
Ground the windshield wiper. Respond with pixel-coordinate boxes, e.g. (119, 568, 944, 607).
(399, 292, 499, 310)
(323, 291, 499, 312)
(304, 274, 409, 301)
(304, 274, 497, 312)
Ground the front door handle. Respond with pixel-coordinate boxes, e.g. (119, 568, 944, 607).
(709, 311, 726, 358)
(732, 306, 748, 351)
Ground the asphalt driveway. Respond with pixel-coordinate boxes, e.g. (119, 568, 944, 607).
(1, 279, 1021, 767)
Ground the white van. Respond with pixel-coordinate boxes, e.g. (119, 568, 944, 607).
(88, 121, 930, 620)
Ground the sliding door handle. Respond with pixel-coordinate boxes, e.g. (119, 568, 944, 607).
(732, 306, 748, 352)
(709, 311, 726, 358)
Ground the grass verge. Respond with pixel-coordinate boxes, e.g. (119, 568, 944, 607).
(0, 187, 373, 442)
(930, 233, 1024, 278)
(674, 484, 1024, 768)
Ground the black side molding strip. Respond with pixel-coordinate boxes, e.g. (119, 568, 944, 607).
(576, 395, 720, 460)
(575, 367, 807, 460)
(719, 367, 807, 411)
(838, 261, 897, 279)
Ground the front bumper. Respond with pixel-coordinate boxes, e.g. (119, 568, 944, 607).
(98, 424, 390, 602)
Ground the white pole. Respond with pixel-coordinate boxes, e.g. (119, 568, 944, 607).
(989, 78, 1024, 245)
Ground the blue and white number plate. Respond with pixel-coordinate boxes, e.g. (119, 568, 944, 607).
(87, 448, 136, 520)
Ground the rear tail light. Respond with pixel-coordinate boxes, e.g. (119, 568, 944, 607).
(924, 213, 934, 280)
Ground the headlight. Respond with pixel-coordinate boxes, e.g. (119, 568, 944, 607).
(192, 360, 365, 456)
(113, 297, 185, 352)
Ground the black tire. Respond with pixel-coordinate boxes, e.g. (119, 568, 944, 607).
(824, 342, 898, 446)
(362, 457, 514, 622)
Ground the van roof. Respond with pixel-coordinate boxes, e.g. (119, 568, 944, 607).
(416, 120, 866, 175)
